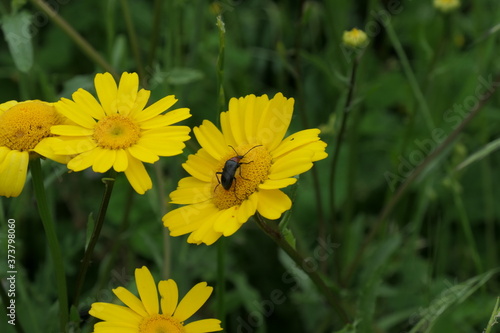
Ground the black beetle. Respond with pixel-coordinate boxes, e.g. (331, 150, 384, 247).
(215, 145, 263, 192)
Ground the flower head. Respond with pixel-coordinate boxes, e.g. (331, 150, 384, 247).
(0, 100, 68, 197)
(163, 93, 327, 245)
(434, 0, 460, 12)
(39, 72, 191, 194)
(89, 266, 222, 333)
(342, 28, 368, 48)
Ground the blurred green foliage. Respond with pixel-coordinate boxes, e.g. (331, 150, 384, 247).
(1, 0, 500, 332)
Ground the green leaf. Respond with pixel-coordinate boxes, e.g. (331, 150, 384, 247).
(1, 11, 34, 72)
(166, 67, 204, 85)
(484, 297, 500, 333)
(456, 137, 500, 170)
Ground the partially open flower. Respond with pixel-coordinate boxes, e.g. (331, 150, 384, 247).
(0, 100, 68, 197)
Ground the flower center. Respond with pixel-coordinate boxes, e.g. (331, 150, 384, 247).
(138, 314, 185, 333)
(0, 101, 61, 151)
(93, 114, 141, 149)
(212, 144, 272, 210)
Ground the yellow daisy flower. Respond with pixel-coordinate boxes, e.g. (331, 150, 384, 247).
(39, 72, 191, 194)
(163, 93, 327, 245)
(89, 266, 222, 333)
(0, 100, 68, 197)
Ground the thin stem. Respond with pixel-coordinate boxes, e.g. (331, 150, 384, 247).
(29, 0, 116, 77)
(120, 0, 145, 80)
(147, 0, 164, 67)
(216, 237, 226, 327)
(215, 13, 227, 327)
(30, 159, 68, 331)
(216, 15, 226, 117)
(329, 57, 359, 227)
(255, 214, 350, 325)
(73, 173, 116, 308)
(380, 14, 435, 133)
(344, 73, 500, 283)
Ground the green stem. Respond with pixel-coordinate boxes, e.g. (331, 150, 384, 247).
(72, 173, 116, 308)
(329, 56, 359, 227)
(216, 237, 226, 327)
(216, 15, 226, 117)
(380, 14, 435, 132)
(147, 0, 164, 67)
(215, 13, 227, 327)
(255, 214, 350, 325)
(29, 0, 116, 77)
(120, 0, 145, 80)
(30, 159, 68, 332)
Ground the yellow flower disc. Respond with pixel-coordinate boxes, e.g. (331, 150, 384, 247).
(0, 101, 60, 151)
(139, 314, 185, 333)
(93, 114, 141, 149)
(212, 144, 272, 210)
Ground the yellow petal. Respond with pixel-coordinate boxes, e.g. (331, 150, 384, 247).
(138, 137, 186, 157)
(50, 124, 94, 136)
(142, 125, 191, 141)
(129, 89, 151, 117)
(139, 108, 191, 129)
(51, 136, 96, 155)
(113, 149, 128, 172)
(89, 302, 142, 325)
(127, 144, 159, 163)
(56, 98, 97, 128)
(236, 192, 258, 223)
(66, 150, 96, 171)
(164, 202, 218, 236)
(193, 120, 227, 161)
(271, 128, 323, 159)
(184, 209, 221, 244)
(184, 319, 223, 333)
(92, 148, 115, 173)
(71, 88, 106, 120)
(135, 266, 159, 316)
(135, 95, 178, 122)
(0, 100, 18, 113)
(174, 282, 213, 322)
(169, 177, 212, 204)
(256, 189, 291, 220)
(95, 72, 118, 115)
(259, 177, 297, 190)
(255, 93, 294, 151)
(112, 287, 148, 317)
(116, 72, 139, 115)
(34, 137, 71, 164)
(0, 149, 28, 198)
(268, 149, 314, 179)
(182, 148, 218, 183)
(158, 279, 178, 317)
(93, 321, 138, 332)
(123, 155, 152, 194)
(213, 206, 240, 234)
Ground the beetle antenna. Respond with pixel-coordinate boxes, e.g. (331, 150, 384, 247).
(241, 144, 263, 157)
(228, 145, 239, 155)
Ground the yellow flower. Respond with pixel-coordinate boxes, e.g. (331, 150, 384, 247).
(0, 100, 68, 197)
(434, 0, 460, 12)
(39, 72, 191, 194)
(89, 266, 222, 333)
(163, 93, 327, 245)
(342, 28, 368, 48)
